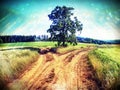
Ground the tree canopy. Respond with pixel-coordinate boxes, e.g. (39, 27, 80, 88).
(47, 6, 83, 46)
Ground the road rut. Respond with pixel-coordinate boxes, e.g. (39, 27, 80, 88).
(7, 48, 101, 90)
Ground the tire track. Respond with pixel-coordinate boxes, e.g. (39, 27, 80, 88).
(7, 48, 101, 90)
(76, 53, 100, 90)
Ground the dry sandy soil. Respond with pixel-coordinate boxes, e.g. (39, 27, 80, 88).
(7, 48, 102, 90)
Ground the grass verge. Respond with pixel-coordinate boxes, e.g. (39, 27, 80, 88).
(88, 47, 120, 89)
(0, 49, 39, 89)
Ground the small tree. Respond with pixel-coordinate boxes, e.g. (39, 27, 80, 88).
(47, 6, 83, 46)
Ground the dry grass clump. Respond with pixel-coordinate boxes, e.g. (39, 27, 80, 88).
(0, 49, 39, 89)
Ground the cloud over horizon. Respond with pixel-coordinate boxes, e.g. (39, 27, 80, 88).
(0, 0, 120, 40)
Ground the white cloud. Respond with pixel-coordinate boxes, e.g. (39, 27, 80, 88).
(13, 12, 52, 35)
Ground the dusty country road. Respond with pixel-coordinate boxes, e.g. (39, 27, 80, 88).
(7, 48, 102, 90)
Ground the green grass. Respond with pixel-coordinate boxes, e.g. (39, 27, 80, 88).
(88, 47, 120, 89)
(0, 41, 96, 53)
(0, 41, 57, 48)
(0, 41, 95, 48)
(0, 49, 39, 89)
(96, 47, 120, 63)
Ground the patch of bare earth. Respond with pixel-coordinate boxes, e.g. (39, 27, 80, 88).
(7, 48, 102, 90)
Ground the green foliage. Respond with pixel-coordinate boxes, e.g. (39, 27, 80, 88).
(47, 6, 83, 46)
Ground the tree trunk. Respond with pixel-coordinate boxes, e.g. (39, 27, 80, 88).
(62, 34, 66, 46)
(62, 41, 65, 46)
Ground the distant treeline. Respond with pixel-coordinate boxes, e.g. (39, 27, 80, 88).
(0, 35, 48, 43)
(0, 35, 120, 44)
(77, 37, 120, 44)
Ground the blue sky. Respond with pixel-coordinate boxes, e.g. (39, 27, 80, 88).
(0, 0, 120, 40)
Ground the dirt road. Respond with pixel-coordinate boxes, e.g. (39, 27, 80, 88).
(7, 48, 101, 90)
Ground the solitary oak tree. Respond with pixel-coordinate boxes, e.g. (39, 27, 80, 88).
(47, 6, 83, 46)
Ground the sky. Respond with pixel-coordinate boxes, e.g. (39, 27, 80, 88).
(0, 0, 120, 40)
